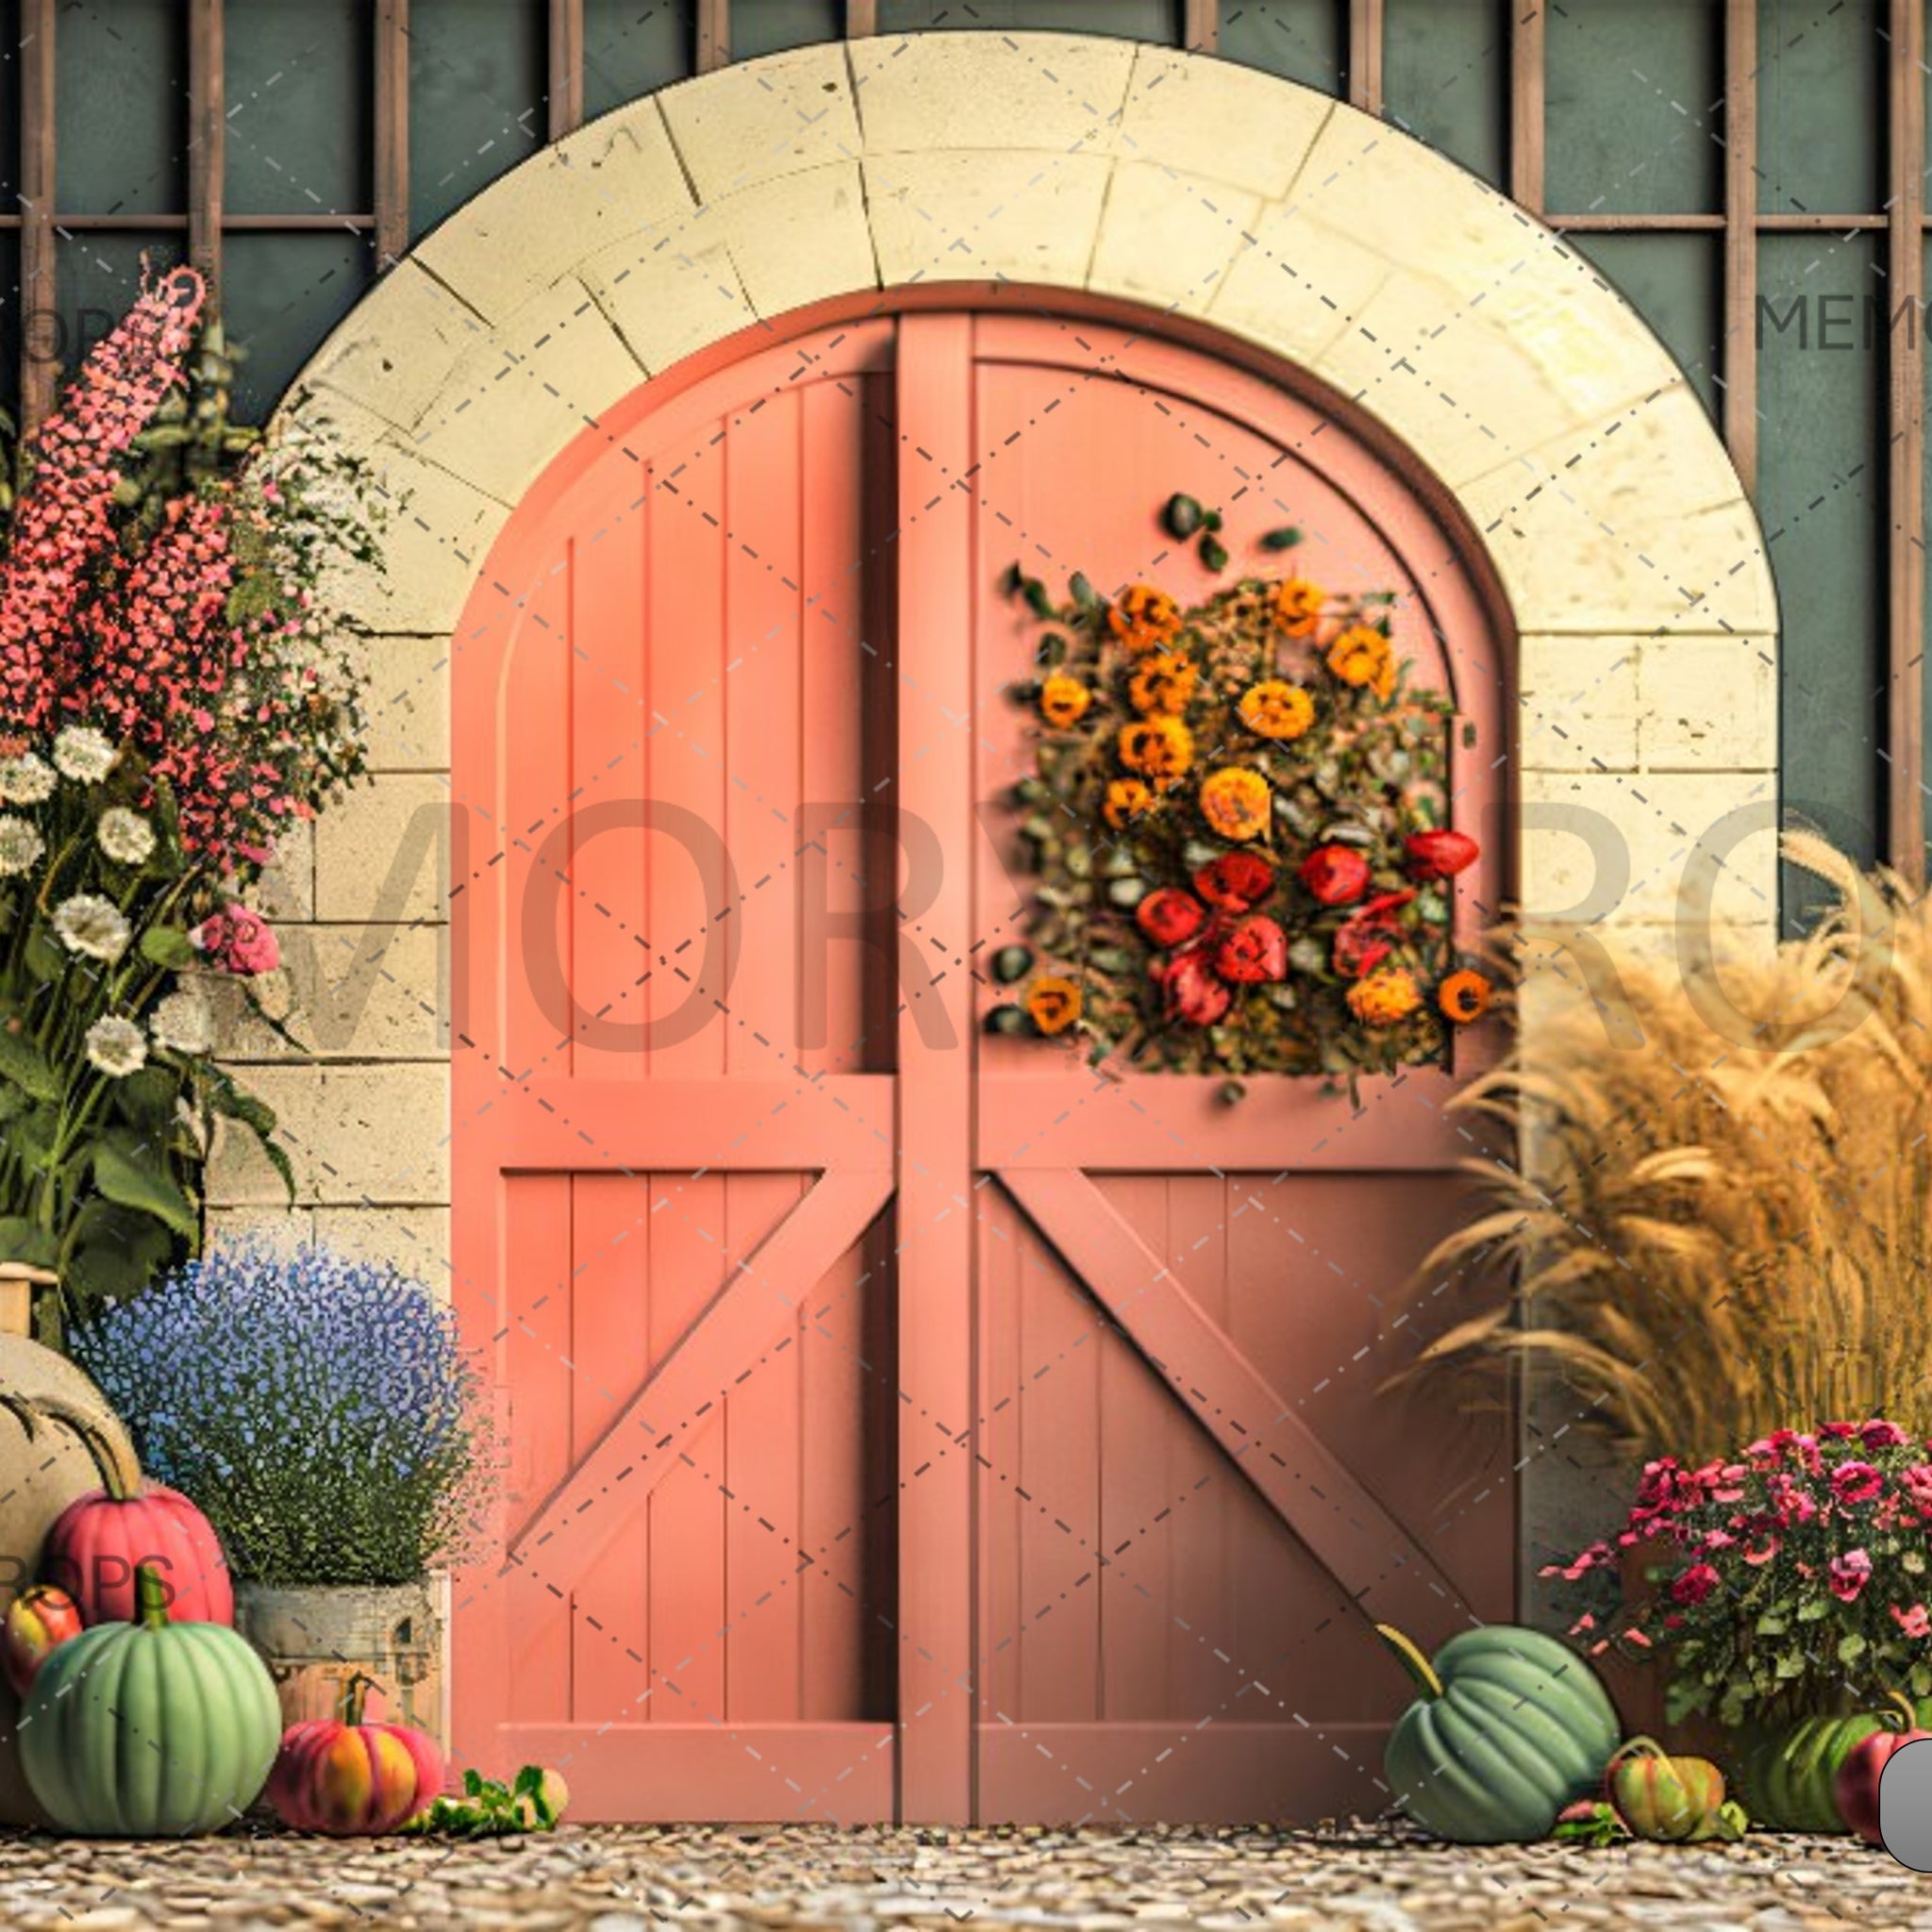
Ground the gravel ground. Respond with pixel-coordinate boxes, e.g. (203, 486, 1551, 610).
(0, 1823, 1919, 1932)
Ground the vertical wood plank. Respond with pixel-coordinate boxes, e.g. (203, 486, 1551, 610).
(374, 0, 411, 271)
(1724, 0, 1759, 494)
(847, 0, 878, 34)
(1348, 0, 1384, 118)
(19, 0, 57, 432)
(977, 1187, 1023, 1727)
(549, 0, 586, 142)
(1888, 0, 1925, 878)
(698, 0, 731, 74)
(1509, 1, 1546, 214)
(1183, 0, 1219, 55)
(188, 0, 225, 302)
(892, 311, 976, 1824)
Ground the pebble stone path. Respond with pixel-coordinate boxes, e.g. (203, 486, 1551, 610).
(0, 1824, 1920, 1932)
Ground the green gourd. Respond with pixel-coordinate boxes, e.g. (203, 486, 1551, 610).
(1377, 1622, 1621, 1843)
(21, 1564, 280, 1836)
(1740, 1696, 1932, 1832)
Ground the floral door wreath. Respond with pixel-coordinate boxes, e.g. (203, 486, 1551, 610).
(989, 495, 1493, 1094)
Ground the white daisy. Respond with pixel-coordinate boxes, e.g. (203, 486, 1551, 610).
(51, 725, 117, 785)
(51, 893, 131, 963)
(96, 807, 155, 867)
(83, 1013, 147, 1078)
(0, 815, 43, 878)
(148, 990, 215, 1058)
(0, 754, 56, 806)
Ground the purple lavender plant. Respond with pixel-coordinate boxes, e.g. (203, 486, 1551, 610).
(73, 1239, 484, 1585)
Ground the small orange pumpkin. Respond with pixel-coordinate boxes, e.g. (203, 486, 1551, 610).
(1, 1584, 81, 1697)
(1606, 1737, 1727, 1841)
(265, 1674, 443, 1836)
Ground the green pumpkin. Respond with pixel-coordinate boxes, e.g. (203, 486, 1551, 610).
(1378, 1622, 1621, 1842)
(21, 1564, 280, 1836)
(1739, 1696, 1932, 1832)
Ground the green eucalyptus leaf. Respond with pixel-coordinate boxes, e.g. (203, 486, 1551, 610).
(1259, 526, 1303, 551)
(991, 945, 1033, 985)
(1162, 492, 1204, 540)
(1069, 572, 1099, 611)
(1198, 534, 1229, 574)
(1023, 578, 1056, 620)
(985, 1005, 1032, 1038)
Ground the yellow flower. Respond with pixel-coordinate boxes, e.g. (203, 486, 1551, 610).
(1026, 975, 1082, 1036)
(1327, 624, 1396, 697)
(1273, 577, 1325, 638)
(1118, 716, 1194, 791)
(1128, 650, 1199, 717)
(1238, 679, 1315, 741)
(1347, 967, 1423, 1027)
(1039, 674, 1092, 729)
(1438, 969, 1493, 1025)
(1198, 767, 1271, 842)
(1104, 777, 1157, 829)
(1108, 584, 1184, 655)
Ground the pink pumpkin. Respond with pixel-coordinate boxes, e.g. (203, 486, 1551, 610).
(267, 1710, 444, 1836)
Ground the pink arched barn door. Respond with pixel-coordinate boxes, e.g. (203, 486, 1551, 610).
(450, 293, 1516, 1826)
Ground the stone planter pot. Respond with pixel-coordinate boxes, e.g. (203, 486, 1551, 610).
(233, 1579, 444, 1751)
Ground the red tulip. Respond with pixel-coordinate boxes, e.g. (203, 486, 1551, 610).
(1, 1585, 82, 1697)
(1297, 843, 1372, 907)
(1215, 915, 1289, 985)
(1333, 889, 1417, 979)
(1193, 851, 1275, 914)
(1136, 888, 1208, 951)
(1154, 948, 1231, 1026)
(1405, 828, 1479, 880)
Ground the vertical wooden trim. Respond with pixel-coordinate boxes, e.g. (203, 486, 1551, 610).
(1348, 0, 1384, 117)
(188, 0, 225, 304)
(1183, 0, 1219, 55)
(891, 312, 975, 1825)
(846, 0, 878, 35)
(1889, 0, 1926, 878)
(1723, 0, 1759, 494)
(1509, 2, 1546, 214)
(18, 0, 56, 431)
(697, 0, 730, 74)
(548, 0, 585, 142)
(374, 0, 410, 271)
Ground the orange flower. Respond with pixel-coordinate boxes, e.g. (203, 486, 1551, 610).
(1129, 650, 1199, 717)
(1238, 679, 1315, 741)
(1347, 967, 1423, 1027)
(1327, 624, 1396, 699)
(1026, 975, 1082, 1036)
(1199, 767, 1271, 842)
(1103, 777, 1157, 829)
(1039, 673, 1092, 729)
(1108, 584, 1184, 655)
(1273, 577, 1325, 638)
(1118, 716, 1194, 791)
(1438, 969, 1493, 1024)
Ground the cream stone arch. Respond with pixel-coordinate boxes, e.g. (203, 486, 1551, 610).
(215, 31, 1777, 1267)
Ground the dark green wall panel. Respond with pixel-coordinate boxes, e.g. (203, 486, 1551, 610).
(53, 236, 186, 389)
(56, 0, 182, 218)
(1218, 2, 1344, 93)
(1758, 0, 1884, 215)
(1569, 233, 1721, 423)
(1545, 0, 1721, 216)
(736, 1, 846, 59)
(226, 0, 371, 217)
(1382, 0, 1507, 190)
(878, 1, 1178, 40)
(222, 235, 372, 422)
(409, 0, 546, 242)
(584, 1, 690, 123)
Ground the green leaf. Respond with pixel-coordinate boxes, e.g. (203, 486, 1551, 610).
(65, 1236, 170, 1304)
(0, 1217, 58, 1268)
(1022, 577, 1056, 620)
(1259, 525, 1303, 552)
(112, 1063, 181, 1132)
(1198, 534, 1229, 574)
(0, 1029, 58, 1102)
(1069, 572, 1099, 611)
(0, 1083, 28, 1124)
(1162, 492, 1204, 539)
(92, 1139, 199, 1239)
(1202, 508, 1223, 532)
(513, 1765, 543, 1798)
(1838, 1631, 1868, 1663)
(991, 945, 1033, 985)
(23, 926, 65, 984)
(139, 925, 197, 969)
(1034, 632, 1068, 670)
(1000, 561, 1024, 596)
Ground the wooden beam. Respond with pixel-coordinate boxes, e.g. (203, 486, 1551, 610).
(187, 0, 225, 305)
(845, 0, 878, 35)
(1509, 2, 1546, 213)
(19, 0, 57, 433)
(374, 0, 410, 272)
(697, 0, 729, 74)
(1888, 0, 1926, 879)
(1184, 0, 1219, 55)
(1723, 0, 1759, 494)
(1349, 0, 1384, 117)
(547, 0, 585, 142)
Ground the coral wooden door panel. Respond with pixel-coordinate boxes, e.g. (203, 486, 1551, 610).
(960, 314, 1515, 1824)
(451, 323, 903, 1822)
